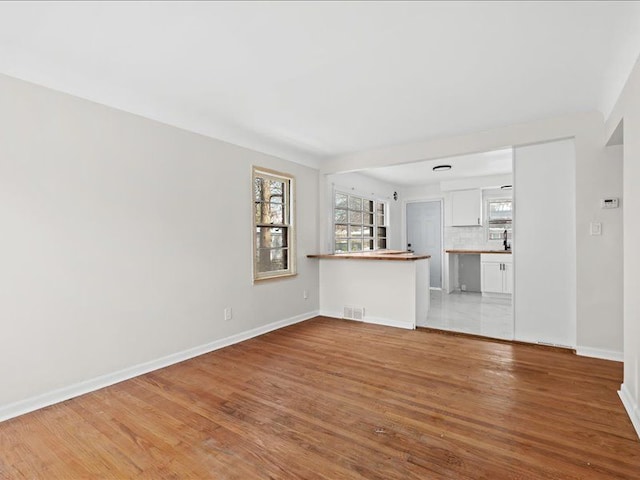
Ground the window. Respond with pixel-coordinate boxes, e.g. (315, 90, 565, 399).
(253, 167, 295, 281)
(487, 199, 512, 241)
(334, 191, 387, 253)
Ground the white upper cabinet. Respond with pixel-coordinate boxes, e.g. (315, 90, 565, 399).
(450, 189, 482, 226)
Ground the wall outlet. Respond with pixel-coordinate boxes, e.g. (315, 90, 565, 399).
(224, 307, 232, 321)
(303, 290, 308, 299)
(590, 222, 602, 236)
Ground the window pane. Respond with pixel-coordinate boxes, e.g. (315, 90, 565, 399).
(377, 214, 385, 226)
(266, 179, 284, 197)
(256, 203, 284, 224)
(377, 238, 387, 249)
(489, 225, 512, 240)
(335, 224, 347, 237)
(349, 210, 363, 224)
(362, 226, 372, 237)
(335, 193, 348, 208)
(363, 213, 374, 225)
(256, 247, 288, 272)
(254, 203, 262, 224)
(349, 196, 362, 211)
(348, 225, 363, 237)
(364, 200, 374, 213)
(349, 239, 362, 251)
(377, 227, 387, 237)
(255, 177, 285, 202)
(334, 208, 348, 223)
(254, 177, 263, 201)
(363, 238, 374, 250)
(256, 227, 287, 248)
(335, 240, 348, 253)
(377, 203, 385, 214)
(488, 200, 512, 220)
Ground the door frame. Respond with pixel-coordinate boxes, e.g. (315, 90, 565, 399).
(402, 197, 444, 290)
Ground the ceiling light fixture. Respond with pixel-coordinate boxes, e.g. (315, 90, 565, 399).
(432, 165, 452, 172)
(501, 185, 513, 190)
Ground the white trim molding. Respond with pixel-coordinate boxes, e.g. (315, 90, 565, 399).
(0, 310, 318, 423)
(619, 383, 640, 439)
(319, 311, 415, 330)
(576, 346, 624, 362)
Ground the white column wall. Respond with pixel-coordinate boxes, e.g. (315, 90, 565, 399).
(513, 139, 576, 347)
(606, 55, 640, 438)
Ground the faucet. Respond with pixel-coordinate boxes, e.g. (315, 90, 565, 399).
(503, 229, 510, 251)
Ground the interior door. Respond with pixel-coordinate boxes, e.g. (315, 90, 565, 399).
(406, 201, 442, 288)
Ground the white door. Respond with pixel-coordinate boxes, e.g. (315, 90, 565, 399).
(514, 139, 576, 347)
(406, 201, 442, 288)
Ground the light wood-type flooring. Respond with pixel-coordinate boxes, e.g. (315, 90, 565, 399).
(1, 316, 639, 479)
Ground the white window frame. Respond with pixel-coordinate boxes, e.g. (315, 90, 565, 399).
(252, 166, 296, 281)
(333, 189, 388, 253)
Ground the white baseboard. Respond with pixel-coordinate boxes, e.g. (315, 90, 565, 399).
(576, 346, 624, 362)
(619, 383, 640, 439)
(0, 310, 318, 423)
(364, 315, 415, 330)
(319, 310, 415, 330)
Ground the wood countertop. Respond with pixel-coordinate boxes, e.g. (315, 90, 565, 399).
(446, 249, 512, 255)
(307, 250, 430, 261)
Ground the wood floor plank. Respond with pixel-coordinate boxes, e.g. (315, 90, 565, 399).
(1, 316, 638, 479)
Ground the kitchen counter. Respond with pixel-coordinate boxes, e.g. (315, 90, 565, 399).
(308, 250, 430, 261)
(445, 249, 511, 255)
(310, 251, 430, 329)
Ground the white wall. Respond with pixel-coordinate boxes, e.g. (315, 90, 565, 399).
(322, 172, 402, 252)
(514, 139, 576, 348)
(576, 144, 623, 358)
(0, 74, 319, 418)
(606, 55, 640, 438)
(321, 111, 623, 361)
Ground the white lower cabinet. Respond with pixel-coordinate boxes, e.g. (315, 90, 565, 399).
(481, 254, 513, 294)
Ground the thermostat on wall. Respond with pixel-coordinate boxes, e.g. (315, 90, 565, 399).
(601, 198, 619, 209)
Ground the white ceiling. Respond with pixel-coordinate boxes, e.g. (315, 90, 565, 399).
(359, 148, 513, 187)
(0, 2, 639, 168)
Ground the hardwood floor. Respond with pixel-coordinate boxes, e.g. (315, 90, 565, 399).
(1, 316, 638, 479)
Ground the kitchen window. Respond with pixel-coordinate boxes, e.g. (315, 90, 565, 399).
(487, 199, 512, 241)
(334, 191, 387, 253)
(253, 167, 295, 281)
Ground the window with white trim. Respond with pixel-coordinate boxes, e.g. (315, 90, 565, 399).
(253, 167, 295, 281)
(334, 191, 387, 253)
(487, 198, 512, 241)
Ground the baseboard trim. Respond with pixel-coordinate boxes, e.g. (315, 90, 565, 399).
(364, 316, 415, 330)
(576, 346, 624, 362)
(0, 310, 319, 423)
(619, 383, 640, 439)
(319, 310, 414, 330)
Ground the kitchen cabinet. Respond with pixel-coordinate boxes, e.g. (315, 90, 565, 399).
(481, 253, 512, 294)
(450, 189, 482, 226)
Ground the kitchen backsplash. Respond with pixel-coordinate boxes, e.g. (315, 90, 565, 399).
(445, 226, 511, 251)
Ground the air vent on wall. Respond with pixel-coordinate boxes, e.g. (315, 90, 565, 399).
(344, 306, 365, 321)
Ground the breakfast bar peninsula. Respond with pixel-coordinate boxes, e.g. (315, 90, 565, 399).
(307, 251, 431, 329)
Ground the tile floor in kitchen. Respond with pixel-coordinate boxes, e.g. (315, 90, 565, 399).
(421, 289, 513, 340)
